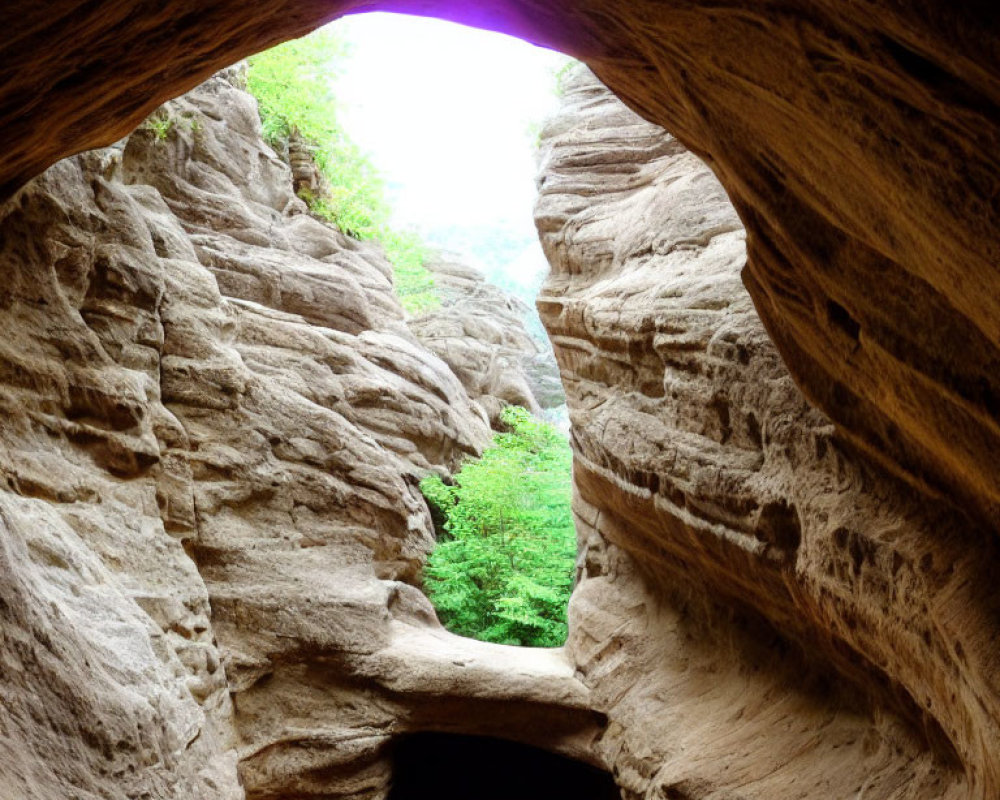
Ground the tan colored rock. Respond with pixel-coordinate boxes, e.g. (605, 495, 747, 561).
(537, 67, 1000, 799)
(0, 1, 998, 794)
(408, 251, 557, 426)
(0, 68, 603, 800)
(0, 139, 243, 800)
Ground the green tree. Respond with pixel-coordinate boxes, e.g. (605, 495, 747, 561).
(246, 30, 438, 313)
(421, 406, 576, 647)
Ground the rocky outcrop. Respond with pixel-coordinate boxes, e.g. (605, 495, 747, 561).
(0, 69, 602, 800)
(1, 1, 997, 533)
(537, 67, 1000, 799)
(408, 251, 561, 426)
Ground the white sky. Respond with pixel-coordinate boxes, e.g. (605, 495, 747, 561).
(331, 12, 569, 233)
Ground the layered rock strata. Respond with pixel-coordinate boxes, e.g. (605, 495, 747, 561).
(0, 4, 998, 797)
(408, 251, 561, 426)
(536, 67, 1000, 799)
(1, 2, 997, 532)
(0, 70, 601, 800)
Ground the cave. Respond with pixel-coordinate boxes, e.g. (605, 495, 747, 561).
(386, 733, 620, 800)
(0, 3, 998, 800)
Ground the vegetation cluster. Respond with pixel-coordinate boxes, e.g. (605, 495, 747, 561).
(421, 406, 576, 647)
(246, 30, 437, 313)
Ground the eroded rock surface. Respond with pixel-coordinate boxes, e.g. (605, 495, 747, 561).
(0, 70, 600, 800)
(408, 251, 561, 426)
(1, 3, 999, 796)
(537, 67, 1000, 799)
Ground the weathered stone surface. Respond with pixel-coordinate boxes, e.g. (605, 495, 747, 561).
(0, 132, 244, 800)
(0, 70, 600, 800)
(408, 251, 560, 426)
(537, 67, 1000, 799)
(1, 1, 997, 531)
(2, 2, 1000, 796)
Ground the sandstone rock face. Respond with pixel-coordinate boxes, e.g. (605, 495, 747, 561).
(537, 67, 1000, 799)
(1, 1, 996, 533)
(408, 251, 561, 426)
(1, 3, 999, 797)
(0, 70, 601, 800)
(0, 136, 244, 800)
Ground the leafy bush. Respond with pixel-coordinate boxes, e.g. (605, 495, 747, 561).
(246, 30, 437, 313)
(421, 406, 576, 647)
(381, 229, 439, 315)
(141, 110, 174, 141)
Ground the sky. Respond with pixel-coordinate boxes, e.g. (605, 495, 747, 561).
(329, 12, 570, 282)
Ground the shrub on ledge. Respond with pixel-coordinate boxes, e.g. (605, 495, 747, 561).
(246, 29, 438, 314)
(421, 406, 576, 647)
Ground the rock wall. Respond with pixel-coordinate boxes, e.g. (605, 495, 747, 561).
(536, 67, 1000, 799)
(408, 251, 561, 427)
(0, 69, 602, 800)
(0, 3, 998, 796)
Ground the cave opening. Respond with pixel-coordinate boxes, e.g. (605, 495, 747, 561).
(387, 733, 620, 800)
(248, 12, 581, 649)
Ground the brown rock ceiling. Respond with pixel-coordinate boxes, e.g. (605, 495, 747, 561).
(1, 0, 998, 533)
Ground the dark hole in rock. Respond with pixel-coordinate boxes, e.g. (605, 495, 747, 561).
(757, 499, 802, 552)
(826, 299, 860, 341)
(387, 733, 620, 800)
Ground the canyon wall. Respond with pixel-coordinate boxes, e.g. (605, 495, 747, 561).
(0, 3, 998, 797)
(536, 66, 1000, 799)
(0, 69, 601, 800)
(408, 250, 560, 427)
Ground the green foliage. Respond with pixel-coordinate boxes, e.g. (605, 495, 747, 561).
(246, 30, 437, 313)
(140, 109, 203, 142)
(421, 406, 576, 647)
(383, 230, 439, 315)
(525, 119, 543, 150)
(142, 111, 173, 141)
